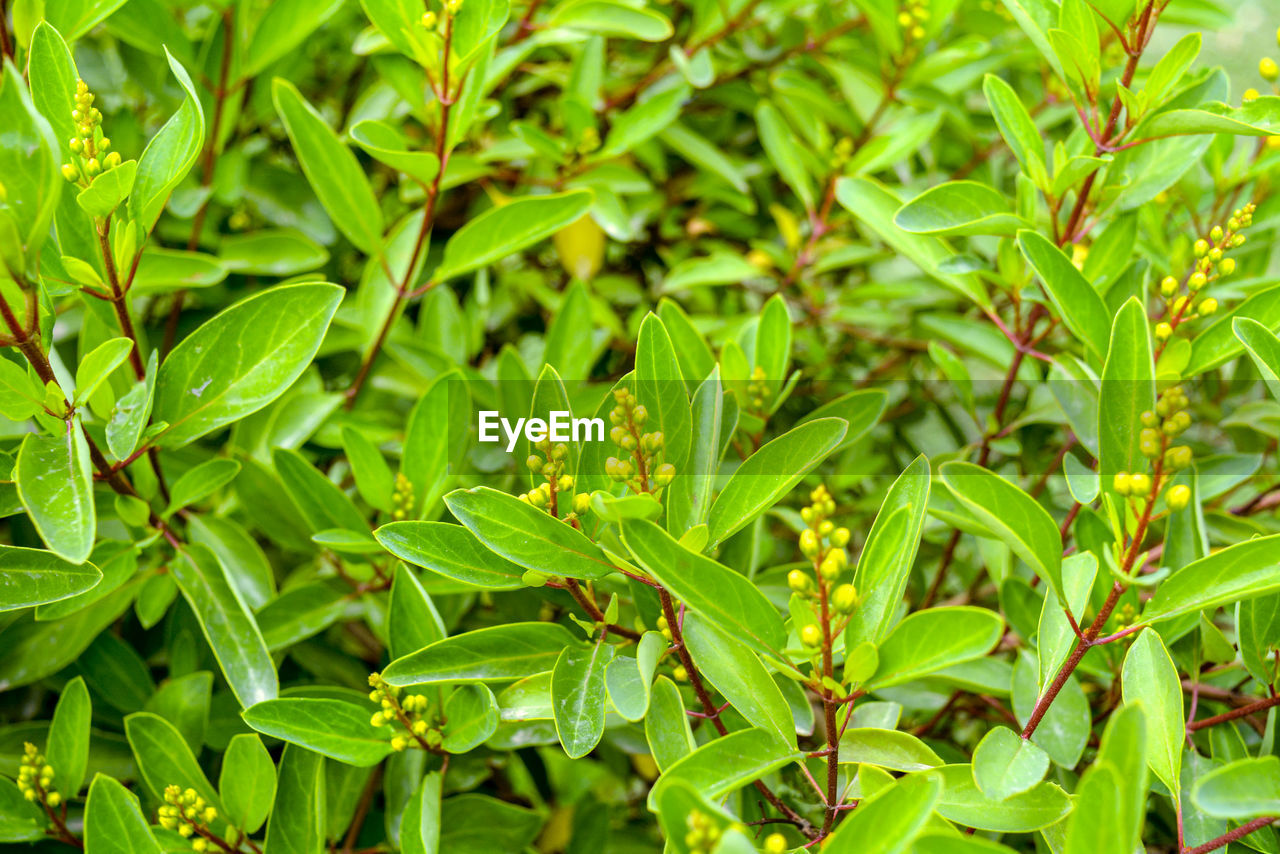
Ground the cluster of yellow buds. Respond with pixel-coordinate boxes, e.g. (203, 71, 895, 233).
(519, 440, 591, 518)
(1110, 602, 1140, 637)
(61, 80, 121, 185)
(896, 0, 929, 42)
(369, 673, 440, 751)
(158, 785, 218, 850)
(684, 810, 723, 852)
(604, 388, 675, 492)
(1155, 206, 1253, 344)
(391, 472, 414, 521)
(16, 743, 59, 806)
(789, 486, 858, 656)
(746, 365, 771, 415)
(1113, 387, 1193, 510)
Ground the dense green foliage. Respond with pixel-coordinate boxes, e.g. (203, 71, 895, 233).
(2, 0, 1280, 852)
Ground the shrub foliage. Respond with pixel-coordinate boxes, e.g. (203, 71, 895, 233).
(1, 0, 1280, 852)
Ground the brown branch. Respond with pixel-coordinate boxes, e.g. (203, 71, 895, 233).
(564, 577, 642, 640)
(1183, 817, 1279, 854)
(1187, 695, 1280, 732)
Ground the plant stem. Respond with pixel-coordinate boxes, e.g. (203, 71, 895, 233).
(564, 577, 642, 640)
(817, 575, 840, 835)
(1186, 695, 1280, 732)
(345, 15, 456, 408)
(1183, 817, 1278, 854)
(657, 588, 815, 838)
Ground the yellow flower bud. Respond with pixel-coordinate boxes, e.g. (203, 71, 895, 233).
(800, 624, 823, 648)
(1261, 57, 1279, 81)
(799, 529, 819, 557)
(1160, 276, 1178, 297)
(1188, 271, 1207, 291)
(1220, 258, 1236, 275)
(1154, 322, 1173, 341)
(1129, 473, 1152, 497)
(1198, 298, 1218, 316)
(764, 832, 788, 854)
(831, 584, 857, 613)
(672, 665, 688, 682)
(1166, 484, 1191, 511)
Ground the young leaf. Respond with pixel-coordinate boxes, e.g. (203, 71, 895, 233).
(836, 729, 943, 772)
(847, 455, 930, 646)
(443, 487, 615, 579)
(867, 607, 1004, 690)
(550, 642, 612, 759)
(971, 726, 1049, 801)
(934, 764, 1071, 832)
(1017, 230, 1110, 363)
(47, 676, 91, 797)
(939, 461, 1063, 602)
(621, 519, 786, 656)
(272, 79, 383, 255)
(645, 675, 696, 771)
(124, 712, 224, 812)
(705, 417, 848, 547)
(755, 101, 815, 210)
(982, 74, 1048, 188)
(219, 734, 276, 835)
(1234, 317, 1280, 400)
(682, 613, 795, 745)
(15, 421, 96, 564)
(1143, 534, 1280, 622)
(895, 181, 1030, 237)
(1099, 297, 1155, 487)
(432, 191, 593, 283)
(1121, 628, 1183, 795)
(127, 50, 204, 233)
(84, 773, 163, 854)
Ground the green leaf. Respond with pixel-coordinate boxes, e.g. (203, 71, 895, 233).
(604, 631, 663, 722)
(621, 519, 785, 657)
(153, 283, 342, 449)
(549, 0, 673, 40)
(164, 458, 240, 515)
(263, 744, 326, 854)
(646, 727, 800, 810)
(1099, 297, 1155, 486)
(1120, 628, 1183, 794)
(682, 614, 795, 745)
(666, 366, 726, 535)
(400, 772, 442, 854)
(15, 421, 96, 564)
(124, 712, 224, 813)
(982, 75, 1048, 188)
(755, 101, 815, 210)
(245, 0, 345, 75)
(73, 338, 134, 408)
(645, 675, 696, 771)
(835, 177, 991, 309)
(243, 698, 392, 766)
(0, 545, 101, 612)
(350, 120, 441, 186)
(599, 85, 688, 158)
(388, 564, 446, 660)
(84, 773, 163, 854)
(1141, 96, 1280, 138)
(45, 0, 130, 40)
(272, 78, 384, 255)
(220, 734, 276, 835)
(220, 229, 328, 276)
(0, 357, 43, 420)
(76, 160, 136, 218)
(127, 50, 204, 233)
(433, 191, 593, 283)
(47, 676, 90, 797)
(847, 455, 930, 646)
(1235, 317, 1280, 400)
(274, 448, 367, 535)
(972, 726, 1049, 801)
(634, 313, 691, 471)
(1193, 757, 1280, 819)
(169, 542, 277, 708)
(837, 728, 943, 771)
(0, 62, 61, 272)
(823, 771, 942, 854)
(376, 522, 526, 590)
(442, 684, 499, 752)
(934, 764, 1071, 832)
(130, 249, 228, 292)
(1017, 230, 1110, 363)
(106, 350, 157, 461)
(444, 487, 614, 579)
(660, 253, 761, 293)
(867, 607, 1004, 689)
(895, 181, 1031, 237)
(382, 622, 575, 686)
(705, 417, 847, 547)
(939, 461, 1063, 602)
(1143, 534, 1280, 622)
(550, 642, 612, 759)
